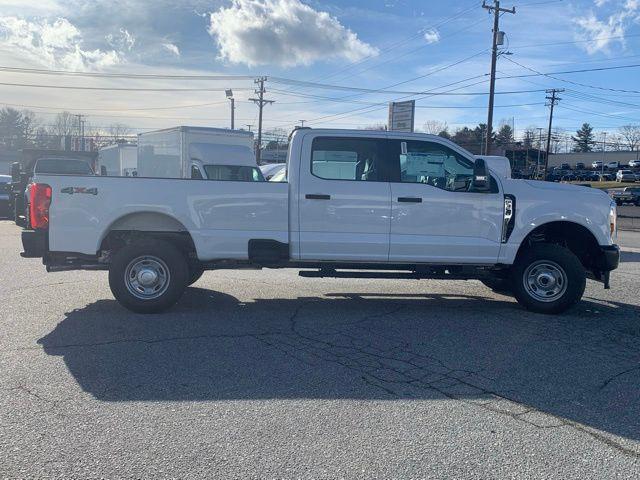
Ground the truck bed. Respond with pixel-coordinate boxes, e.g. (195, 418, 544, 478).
(38, 175, 289, 260)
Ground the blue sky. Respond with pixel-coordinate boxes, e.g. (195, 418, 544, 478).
(0, 0, 639, 143)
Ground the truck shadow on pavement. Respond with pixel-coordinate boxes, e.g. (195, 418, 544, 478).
(38, 288, 640, 448)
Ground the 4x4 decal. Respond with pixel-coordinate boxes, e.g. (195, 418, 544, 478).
(60, 187, 98, 195)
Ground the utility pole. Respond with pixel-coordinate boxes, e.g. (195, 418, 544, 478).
(482, 0, 515, 155)
(536, 127, 544, 178)
(543, 88, 563, 179)
(299, 120, 306, 127)
(74, 114, 85, 151)
(601, 132, 607, 178)
(249, 77, 274, 164)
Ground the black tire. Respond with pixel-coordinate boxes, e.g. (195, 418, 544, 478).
(108, 240, 189, 313)
(187, 267, 205, 286)
(480, 276, 512, 294)
(511, 243, 586, 314)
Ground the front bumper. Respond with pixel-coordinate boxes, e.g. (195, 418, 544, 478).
(597, 245, 620, 272)
(21, 229, 47, 258)
(591, 245, 620, 289)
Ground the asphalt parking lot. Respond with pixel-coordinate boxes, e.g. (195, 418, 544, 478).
(1, 220, 639, 478)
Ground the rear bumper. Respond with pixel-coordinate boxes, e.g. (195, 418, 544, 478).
(21, 229, 47, 258)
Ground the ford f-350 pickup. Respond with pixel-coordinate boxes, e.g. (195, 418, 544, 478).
(21, 129, 619, 314)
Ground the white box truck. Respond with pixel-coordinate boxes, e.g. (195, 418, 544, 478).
(98, 144, 138, 177)
(137, 126, 259, 180)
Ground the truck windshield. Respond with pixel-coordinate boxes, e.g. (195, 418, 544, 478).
(35, 159, 94, 175)
(203, 165, 264, 182)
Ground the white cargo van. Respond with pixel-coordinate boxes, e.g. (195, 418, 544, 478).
(137, 126, 259, 180)
(98, 144, 138, 177)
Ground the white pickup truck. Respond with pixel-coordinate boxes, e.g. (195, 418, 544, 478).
(21, 129, 619, 314)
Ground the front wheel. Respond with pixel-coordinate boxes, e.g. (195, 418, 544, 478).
(511, 244, 586, 314)
(108, 240, 189, 313)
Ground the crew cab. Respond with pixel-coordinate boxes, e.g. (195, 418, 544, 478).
(21, 129, 619, 314)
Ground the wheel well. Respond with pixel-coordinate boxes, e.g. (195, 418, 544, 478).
(516, 221, 600, 270)
(99, 213, 197, 262)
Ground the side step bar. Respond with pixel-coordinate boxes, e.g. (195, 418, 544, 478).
(299, 268, 483, 281)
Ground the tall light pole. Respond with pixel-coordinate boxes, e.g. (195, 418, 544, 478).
(225, 89, 235, 130)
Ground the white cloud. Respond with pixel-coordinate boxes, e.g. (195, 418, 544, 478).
(423, 29, 440, 44)
(162, 42, 180, 57)
(575, 0, 640, 53)
(208, 0, 378, 67)
(0, 16, 120, 70)
(106, 28, 135, 52)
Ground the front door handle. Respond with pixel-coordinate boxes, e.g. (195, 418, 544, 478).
(306, 194, 331, 200)
(397, 197, 422, 203)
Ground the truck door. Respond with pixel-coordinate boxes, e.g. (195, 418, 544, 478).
(387, 138, 503, 264)
(297, 135, 392, 261)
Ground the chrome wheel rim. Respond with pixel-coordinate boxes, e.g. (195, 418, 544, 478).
(124, 255, 170, 300)
(523, 260, 567, 303)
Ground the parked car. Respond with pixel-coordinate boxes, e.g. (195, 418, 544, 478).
(20, 129, 620, 315)
(576, 162, 586, 170)
(599, 173, 614, 181)
(561, 174, 577, 182)
(629, 159, 640, 168)
(592, 161, 603, 169)
(611, 187, 640, 205)
(606, 161, 620, 170)
(616, 169, 637, 182)
(269, 167, 287, 182)
(260, 163, 286, 180)
(560, 163, 571, 170)
(0, 174, 10, 217)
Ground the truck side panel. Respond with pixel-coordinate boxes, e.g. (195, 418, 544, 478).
(42, 175, 288, 260)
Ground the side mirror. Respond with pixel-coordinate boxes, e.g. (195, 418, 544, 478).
(472, 158, 490, 192)
(11, 162, 20, 182)
(100, 165, 107, 176)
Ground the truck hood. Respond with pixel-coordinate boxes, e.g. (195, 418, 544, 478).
(522, 179, 610, 198)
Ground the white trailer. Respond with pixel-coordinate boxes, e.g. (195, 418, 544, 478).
(137, 126, 256, 179)
(98, 144, 138, 177)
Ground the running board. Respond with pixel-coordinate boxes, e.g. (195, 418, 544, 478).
(298, 269, 479, 280)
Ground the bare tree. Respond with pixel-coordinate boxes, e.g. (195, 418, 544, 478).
(619, 125, 640, 151)
(108, 123, 132, 142)
(49, 111, 77, 137)
(422, 120, 447, 135)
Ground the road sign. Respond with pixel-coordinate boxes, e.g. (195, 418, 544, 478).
(388, 100, 415, 133)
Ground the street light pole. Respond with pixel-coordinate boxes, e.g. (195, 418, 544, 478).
(225, 89, 235, 130)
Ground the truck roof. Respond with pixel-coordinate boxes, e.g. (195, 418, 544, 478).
(138, 126, 253, 137)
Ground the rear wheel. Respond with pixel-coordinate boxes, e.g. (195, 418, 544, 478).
(108, 240, 188, 313)
(511, 244, 585, 314)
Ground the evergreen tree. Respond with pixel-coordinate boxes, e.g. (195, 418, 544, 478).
(572, 123, 595, 152)
(496, 124, 514, 147)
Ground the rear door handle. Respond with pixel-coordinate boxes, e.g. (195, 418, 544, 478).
(397, 197, 422, 203)
(306, 194, 331, 200)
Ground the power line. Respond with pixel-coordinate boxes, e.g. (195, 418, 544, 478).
(500, 56, 640, 93)
(0, 82, 255, 92)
